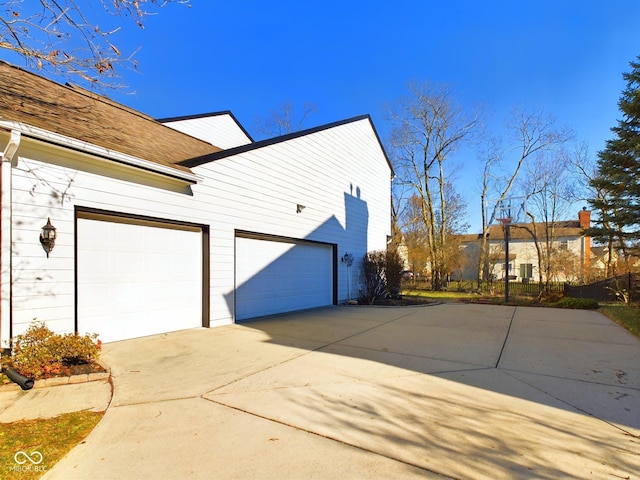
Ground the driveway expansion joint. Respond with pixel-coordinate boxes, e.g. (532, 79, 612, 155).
(38, 305, 640, 479)
(500, 368, 640, 439)
(495, 306, 518, 368)
(200, 394, 458, 480)
(203, 309, 423, 397)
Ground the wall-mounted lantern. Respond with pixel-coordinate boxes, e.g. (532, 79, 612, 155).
(39, 217, 56, 258)
(296, 204, 306, 213)
(341, 253, 354, 266)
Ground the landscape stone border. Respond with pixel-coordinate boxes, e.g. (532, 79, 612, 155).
(0, 370, 110, 392)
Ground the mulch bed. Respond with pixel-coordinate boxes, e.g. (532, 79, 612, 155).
(65, 363, 107, 376)
(368, 296, 437, 306)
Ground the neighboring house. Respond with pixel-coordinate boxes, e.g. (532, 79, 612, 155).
(590, 245, 640, 277)
(591, 246, 613, 276)
(457, 209, 592, 283)
(0, 61, 392, 344)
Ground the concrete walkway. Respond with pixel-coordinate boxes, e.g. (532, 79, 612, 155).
(0, 377, 111, 423)
(42, 304, 639, 479)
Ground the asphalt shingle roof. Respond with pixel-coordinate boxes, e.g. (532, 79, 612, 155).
(459, 220, 585, 242)
(0, 62, 222, 173)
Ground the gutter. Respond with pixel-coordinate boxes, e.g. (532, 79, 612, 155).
(0, 129, 21, 347)
(0, 120, 202, 184)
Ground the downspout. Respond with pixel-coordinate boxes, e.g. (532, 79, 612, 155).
(1, 130, 21, 350)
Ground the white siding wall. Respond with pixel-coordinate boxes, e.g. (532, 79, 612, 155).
(3, 117, 390, 340)
(193, 119, 391, 317)
(488, 236, 585, 282)
(162, 114, 252, 149)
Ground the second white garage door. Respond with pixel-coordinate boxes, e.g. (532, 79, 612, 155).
(235, 235, 334, 321)
(77, 215, 204, 342)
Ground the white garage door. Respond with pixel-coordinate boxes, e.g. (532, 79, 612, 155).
(77, 216, 203, 342)
(235, 235, 334, 321)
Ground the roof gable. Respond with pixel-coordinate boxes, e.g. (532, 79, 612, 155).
(179, 114, 392, 173)
(159, 111, 253, 149)
(0, 62, 221, 173)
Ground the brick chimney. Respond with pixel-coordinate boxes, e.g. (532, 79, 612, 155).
(578, 207, 591, 229)
(578, 207, 591, 271)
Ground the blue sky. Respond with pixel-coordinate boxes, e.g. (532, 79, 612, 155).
(5, 1, 640, 232)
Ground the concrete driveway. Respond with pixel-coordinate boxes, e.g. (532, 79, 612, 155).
(45, 304, 640, 479)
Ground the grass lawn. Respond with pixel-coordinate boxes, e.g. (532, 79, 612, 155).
(0, 410, 103, 480)
(598, 303, 640, 337)
(402, 289, 537, 305)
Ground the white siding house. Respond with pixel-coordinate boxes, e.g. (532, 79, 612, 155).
(0, 62, 391, 344)
(457, 210, 592, 284)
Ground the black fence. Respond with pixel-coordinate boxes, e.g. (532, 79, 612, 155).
(403, 274, 640, 303)
(564, 273, 640, 304)
(402, 278, 564, 296)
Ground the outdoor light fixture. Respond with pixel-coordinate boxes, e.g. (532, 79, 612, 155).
(296, 204, 306, 213)
(39, 217, 57, 258)
(341, 253, 354, 266)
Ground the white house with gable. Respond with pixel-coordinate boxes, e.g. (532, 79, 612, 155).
(0, 61, 392, 344)
(456, 209, 592, 283)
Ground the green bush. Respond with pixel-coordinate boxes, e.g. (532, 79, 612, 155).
(555, 297, 599, 310)
(1, 321, 102, 379)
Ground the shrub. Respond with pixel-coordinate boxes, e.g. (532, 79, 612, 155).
(537, 290, 564, 303)
(361, 251, 387, 305)
(385, 248, 405, 297)
(555, 297, 599, 310)
(1, 321, 102, 379)
(360, 248, 406, 304)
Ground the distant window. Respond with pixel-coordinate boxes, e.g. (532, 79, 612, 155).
(559, 239, 568, 250)
(520, 263, 533, 279)
(502, 263, 512, 271)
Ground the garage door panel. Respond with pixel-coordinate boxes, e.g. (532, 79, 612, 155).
(77, 218, 203, 342)
(235, 236, 333, 321)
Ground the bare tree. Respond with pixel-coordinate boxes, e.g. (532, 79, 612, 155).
(517, 149, 573, 289)
(553, 247, 581, 283)
(399, 188, 469, 283)
(400, 194, 430, 278)
(0, 0, 190, 86)
(253, 101, 317, 139)
(569, 142, 618, 277)
(388, 82, 480, 290)
(390, 176, 408, 250)
(477, 108, 573, 282)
